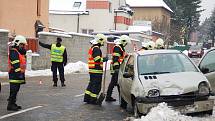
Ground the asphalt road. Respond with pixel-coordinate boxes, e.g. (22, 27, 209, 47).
(0, 73, 131, 121)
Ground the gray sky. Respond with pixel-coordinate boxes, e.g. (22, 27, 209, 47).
(200, 0, 215, 23)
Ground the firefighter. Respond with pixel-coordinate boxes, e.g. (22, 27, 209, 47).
(155, 38, 165, 49)
(106, 35, 130, 102)
(83, 33, 108, 105)
(139, 42, 148, 51)
(39, 37, 67, 87)
(7, 35, 27, 111)
(147, 41, 155, 50)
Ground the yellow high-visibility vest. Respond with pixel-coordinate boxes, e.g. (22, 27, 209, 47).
(51, 44, 65, 62)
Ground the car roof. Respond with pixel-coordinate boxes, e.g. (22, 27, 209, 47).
(136, 49, 181, 55)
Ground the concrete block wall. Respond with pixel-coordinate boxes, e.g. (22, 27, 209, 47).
(32, 33, 94, 70)
(0, 30, 9, 72)
(32, 32, 138, 70)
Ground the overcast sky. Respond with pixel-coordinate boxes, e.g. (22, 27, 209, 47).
(200, 0, 215, 23)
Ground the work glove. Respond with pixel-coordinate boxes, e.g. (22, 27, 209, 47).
(103, 56, 109, 62)
(64, 62, 67, 66)
(114, 69, 119, 74)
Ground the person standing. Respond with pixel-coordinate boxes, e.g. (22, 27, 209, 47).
(39, 37, 67, 87)
(7, 35, 27, 111)
(106, 35, 130, 102)
(83, 34, 108, 105)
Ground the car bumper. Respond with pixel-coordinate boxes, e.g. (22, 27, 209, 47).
(136, 96, 215, 114)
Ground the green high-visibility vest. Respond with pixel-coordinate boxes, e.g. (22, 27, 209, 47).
(51, 44, 65, 62)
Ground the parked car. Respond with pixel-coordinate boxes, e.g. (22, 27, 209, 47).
(198, 48, 215, 93)
(118, 50, 214, 117)
(188, 45, 204, 58)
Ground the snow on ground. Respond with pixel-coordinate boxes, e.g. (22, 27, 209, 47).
(125, 103, 215, 121)
(0, 61, 111, 77)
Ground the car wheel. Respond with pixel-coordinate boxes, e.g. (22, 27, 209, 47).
(119, 95, 127, 109)
(133, 100, 141, 118)
(204, 110, 213, 115)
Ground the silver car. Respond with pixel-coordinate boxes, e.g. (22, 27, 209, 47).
(118, 50, 214, 117)
(198, 48, 215, 92)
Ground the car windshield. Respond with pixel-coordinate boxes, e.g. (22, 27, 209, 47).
(190, 46, 202, 50)
(138, 53, 198, 75)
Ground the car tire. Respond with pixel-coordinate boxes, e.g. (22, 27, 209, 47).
(204, 110, 213, 115)
(119, 95, 127, 110)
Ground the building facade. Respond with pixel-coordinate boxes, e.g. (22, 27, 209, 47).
(126, 0, 172, 36)
(0, 0, 49, 38)
(49, 0, 133, 33)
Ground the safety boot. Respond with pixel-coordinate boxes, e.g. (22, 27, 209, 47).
(53, 83, 57, 87)
(15, 104, 22, 109)
(105, 97, 116, 102)
(7, 103, 19, 111)
(61, 82, 66, 87)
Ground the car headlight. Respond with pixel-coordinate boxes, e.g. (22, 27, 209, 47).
(197, 51, 201, 54)
(198, 82, 209, 95)
(148, 89, 160, 97)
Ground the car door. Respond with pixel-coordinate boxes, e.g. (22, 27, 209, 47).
(121, 55, 134, 104)
(199, 49, 215, 92)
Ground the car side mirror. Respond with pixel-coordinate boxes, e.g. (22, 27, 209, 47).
(200, 67, 209, 74)
(123, 72, 133, 78)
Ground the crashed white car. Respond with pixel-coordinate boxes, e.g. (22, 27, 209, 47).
(118, 50, 214, 117)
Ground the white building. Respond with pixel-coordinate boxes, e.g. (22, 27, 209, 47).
(49, 0, 133, 34)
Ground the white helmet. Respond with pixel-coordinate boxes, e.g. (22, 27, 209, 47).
(90, 34, 107, 46)
(12, 35, 27, 46)
(119, 35, 131, 47)
(155, 38, 164, 49)
(114, 39, 121, 45)
(147, 41, 155, 50)
(141, 42, 148, 48)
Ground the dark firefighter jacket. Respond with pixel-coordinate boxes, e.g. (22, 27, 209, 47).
(8, 47, 26, 84)
(111, 44, 125, 73)
(88, 45, 103, 74)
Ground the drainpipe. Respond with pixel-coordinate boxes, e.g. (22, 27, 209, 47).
(77, 13, 80, 33)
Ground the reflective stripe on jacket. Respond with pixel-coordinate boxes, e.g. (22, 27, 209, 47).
(88, 46, 103, 74)
(51, 44, 65, 62)
(110, 45, 125, 73)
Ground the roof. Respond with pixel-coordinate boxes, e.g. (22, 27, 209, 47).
(126, 0, 173, 13)
(137, 50, 181, 55)
(49, 0, 87, 14)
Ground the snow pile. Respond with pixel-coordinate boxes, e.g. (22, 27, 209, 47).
(130, 103, 214, 121)
(0, 61, 113, 77)
(0, 61, 88, 77)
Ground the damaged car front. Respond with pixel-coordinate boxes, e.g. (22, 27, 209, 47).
(131, 50, 214, 116)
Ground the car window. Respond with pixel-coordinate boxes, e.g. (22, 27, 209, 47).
(138, 53, 198, 75)
(199, 50, 215, 73)
(124, 55, 134, 75)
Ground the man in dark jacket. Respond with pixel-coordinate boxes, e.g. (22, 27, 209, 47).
(39, 37, 67, 87)
(8, 35, 27, 111)
(106, 35, 130, 102)
(83, 34, 108, 105)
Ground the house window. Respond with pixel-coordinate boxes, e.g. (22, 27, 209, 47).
(88, 29, 94, 34)
(73, 2, 82, 9)
(82, 29, 88, 34)
(37, 0, 41, 16)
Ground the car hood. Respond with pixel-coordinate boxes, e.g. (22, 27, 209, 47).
(139, 72, 208, 95)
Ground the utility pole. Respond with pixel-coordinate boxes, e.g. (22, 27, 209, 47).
(77, 13, 80, 33)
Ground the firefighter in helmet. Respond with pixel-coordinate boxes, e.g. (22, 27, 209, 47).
(84, 34, 108, 105)
(106, 35, 130, 102)
(7, 35, 27, 111)
(155, 38, 165, 49)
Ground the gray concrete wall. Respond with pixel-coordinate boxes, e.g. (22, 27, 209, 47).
(0, 30, 9, 72)
(32, 32, 95, 70)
